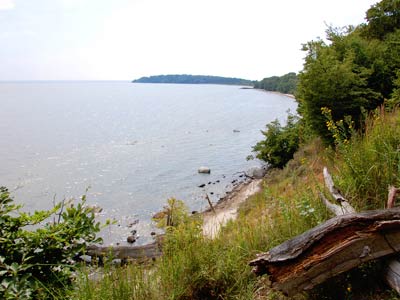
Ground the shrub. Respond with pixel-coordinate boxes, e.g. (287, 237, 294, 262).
(252, 114, 301, 168)
(0, 187, 102, 299)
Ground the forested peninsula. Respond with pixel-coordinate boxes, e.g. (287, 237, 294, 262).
(132, 74, 254, 85)
(254, 72, 298, 94)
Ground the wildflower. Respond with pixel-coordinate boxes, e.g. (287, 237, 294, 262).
(52, 265, 62, 272)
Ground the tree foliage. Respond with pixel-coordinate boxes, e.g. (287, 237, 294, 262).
(0, 187, 102, 299)
(296, 1, 400, 143)
(252, 114, 300, 168)
(132, 74, 254, 86)
(254, 72, 297, 94)
(363, 0, 400, 40)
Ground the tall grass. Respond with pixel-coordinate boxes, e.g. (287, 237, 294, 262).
(334, 108, 400, 210)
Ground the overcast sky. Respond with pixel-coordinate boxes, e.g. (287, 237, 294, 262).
(0, 0, 378, 81)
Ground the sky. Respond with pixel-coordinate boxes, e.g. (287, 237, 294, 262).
(0, 0, 379, 81)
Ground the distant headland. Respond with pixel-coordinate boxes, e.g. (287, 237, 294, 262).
(132, 74, 254, 86)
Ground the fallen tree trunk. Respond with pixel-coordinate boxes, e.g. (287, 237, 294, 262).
(86, 240, 162, 262)
(249, 207, 400, 296)
(250, 168, 400, 296)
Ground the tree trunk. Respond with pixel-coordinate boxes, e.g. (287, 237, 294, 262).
(249, 168, 400, 296)
(249, 208, 400, 296)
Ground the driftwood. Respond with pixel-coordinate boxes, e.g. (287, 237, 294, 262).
(86, 238, 163, 263)
(321, 167, 356, 215)
(388, 186, 400, 209)
(321, 170, 400, 294)
(205, 193, 216, 214)
(250, 167, 400, 296)
(249, 208, 400, 296)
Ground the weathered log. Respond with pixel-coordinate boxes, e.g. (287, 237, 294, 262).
(322, 170, 400, 294)
(322, 167, 355, 214)
(388, 186, 400, 209)
(249, 207, 400, 296)
(385, 258, 400, 293)
(385, 186, 400, 293)
(86, 240, 162, 262)
(250, 168, 400, 296)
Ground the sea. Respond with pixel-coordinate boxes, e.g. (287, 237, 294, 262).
(0, 81, 297, 245)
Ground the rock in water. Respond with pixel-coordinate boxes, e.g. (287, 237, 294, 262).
(247, 166, 267, 179)
(198, 166, 211, 174)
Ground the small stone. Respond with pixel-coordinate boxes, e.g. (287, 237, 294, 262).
(128, 219, 139, 227)
(150, 231, 157, 236)
(127, 236, 136, 243)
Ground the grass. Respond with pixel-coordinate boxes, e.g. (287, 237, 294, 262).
(334, 108, 400, 210)
(70, 109, 400, 300)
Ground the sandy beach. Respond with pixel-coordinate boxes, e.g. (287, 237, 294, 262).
(202, 178, 263, 238)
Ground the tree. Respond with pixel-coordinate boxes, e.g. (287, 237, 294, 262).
(296, 28, 382, 143)
(363, 0, 400, 40)
(252, 114, 300, 168)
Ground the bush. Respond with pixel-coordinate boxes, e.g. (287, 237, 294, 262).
(252, 114, 301, 168)
(0, 187, 102, 299)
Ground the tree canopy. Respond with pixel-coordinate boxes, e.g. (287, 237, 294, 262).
(296, 1, 400, 143)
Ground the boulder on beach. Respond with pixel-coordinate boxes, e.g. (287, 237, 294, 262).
(198, 166, 211, 174)
(246, 166, 267, 179)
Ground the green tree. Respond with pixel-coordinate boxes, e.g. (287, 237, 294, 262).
(363, 0, 400, 40)
(296, 27, 382, 143)
(252, 114, 300, 168)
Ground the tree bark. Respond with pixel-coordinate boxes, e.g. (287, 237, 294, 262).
(249, 208, 400, 296)
(250, 168, 400, 296)
(86, 237, 163, 263)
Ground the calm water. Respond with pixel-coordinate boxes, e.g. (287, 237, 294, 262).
(0, 82, 296, 244)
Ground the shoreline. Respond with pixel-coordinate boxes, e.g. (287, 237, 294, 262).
(86, 177, 264, 260)
(202, 178, 262, 238)
(253, 87, 296, 99)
